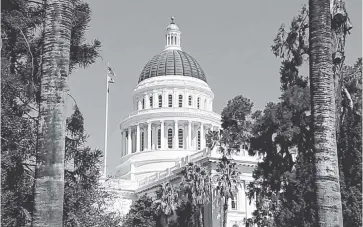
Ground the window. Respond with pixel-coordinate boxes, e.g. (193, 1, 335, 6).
(158, 95, 162, 108)
(168, 128, 173, 148)
(149, 95, 153, 108)
(142, 98, 145, 109)
(197, 131, 201, 150)
(188, 95, 192, 106)
(197, 97, 200, 109)
(178, 129, 183, 148)
(231, 196, 237, 210)
(158, 129, 161, 149)
(168, 94, 173, 107)
(141, 132, 144, 151)
(178, 95, 183, 107)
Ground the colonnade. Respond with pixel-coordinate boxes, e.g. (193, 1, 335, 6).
(121, 120, 219, 156)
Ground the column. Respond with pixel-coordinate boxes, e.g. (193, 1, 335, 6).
(147, 121, 152, 150)
(160, 120, 165, 149)
(200, 123, 205, 149)
(136, 124, 140, 152)
(120, 131, 123, 157)
(186, 93, 189, 107)
(152, 126, 156, 150)
(153, 92, 157, 108)
(173, 91, 177, 107)
(122, 131, 126, 156)
(174, 120, 179, 148)
(145, 94, 150, 109)
(163, 91, 167, 107)
(188, 121, 192, 149)
(127, 128, 132, 154)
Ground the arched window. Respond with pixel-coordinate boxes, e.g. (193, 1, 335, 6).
(197, 97, 200, 109)
(188, 95, 192, 106)
(168, 128, 173, 148)
(149, 95, 153, 108)
(197, 131, 201, 150)
(204, 99, 207, 110)
(178, 129, 183, 148)
(157, 129, 161, 149)
(141, 132, 145, 151)
(168, 36, 170, 45)
(242, 144, 248, 150)
(231, 196, 237, 210)
(142, 98, 145, 109)
(158, 95, 162, 108)
(168, 94, 173, 107)
(178, 94, 183, 107)
(174, 36, 177, 45)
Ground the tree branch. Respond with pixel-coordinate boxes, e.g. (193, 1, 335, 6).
(19, 29, 34, 81)
(342, 86, 353, 110)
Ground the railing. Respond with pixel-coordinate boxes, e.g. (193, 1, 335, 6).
(137, 148, 210, 187)
(136, 147, 260, 188)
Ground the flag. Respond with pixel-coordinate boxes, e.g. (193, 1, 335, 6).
(107, 75, 115, 84)
(107, 66, 116, 77)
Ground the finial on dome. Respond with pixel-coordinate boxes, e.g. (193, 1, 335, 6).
(171, 16, 175, 24)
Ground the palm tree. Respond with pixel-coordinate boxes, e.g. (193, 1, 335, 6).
(309, 0, 344, 226)
(31, 0, 74, 226)
(180, 162, 212, 227)
(155, 182, 179, 227)
(213, 155, 241, 227)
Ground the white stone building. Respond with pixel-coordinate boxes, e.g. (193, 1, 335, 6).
(107, 18, 259, 227)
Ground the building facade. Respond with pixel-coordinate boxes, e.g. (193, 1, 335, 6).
(108, 18, 259, 227)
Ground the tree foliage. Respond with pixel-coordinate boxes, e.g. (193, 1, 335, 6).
(122, 194, 158, 227)
(247, 5, 362, 227)
(180, 162, 212, 227)
(220, 95, 254, 155)
(1, 0, 110, 226)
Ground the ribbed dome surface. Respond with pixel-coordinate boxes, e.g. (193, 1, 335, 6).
(139, 49, 207, 83)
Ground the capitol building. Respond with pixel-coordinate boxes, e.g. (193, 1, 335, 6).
(103, 18, 259, 227)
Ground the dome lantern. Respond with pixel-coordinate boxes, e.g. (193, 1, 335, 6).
(165, 17, 181, 50)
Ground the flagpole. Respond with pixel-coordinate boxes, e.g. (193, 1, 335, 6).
(104, 62, 110, 178)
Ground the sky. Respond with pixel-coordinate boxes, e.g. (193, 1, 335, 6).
(67, 0, 362, 175)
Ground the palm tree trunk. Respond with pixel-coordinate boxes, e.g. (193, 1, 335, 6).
(222, 197, 228, 227)
(32, 0, 74, 226)
(198, 204, 203, 227)
(309, 0, 343, 226)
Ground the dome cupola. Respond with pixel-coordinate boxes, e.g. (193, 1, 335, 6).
(165, 17, 181, 50)
(138, 17, 207, 84)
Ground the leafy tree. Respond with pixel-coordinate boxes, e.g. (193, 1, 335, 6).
(63, 106, 123, 227)
(247, 3, 361, 226)
(214, 155, 241, 227)
(180, 162, 212, 227)
(220, 95, 254, 155)
(155, 182, 179, 227)
(122, 194, 158, 227)
(1, 0, 101, 226)
(169, 196, 198, 227)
